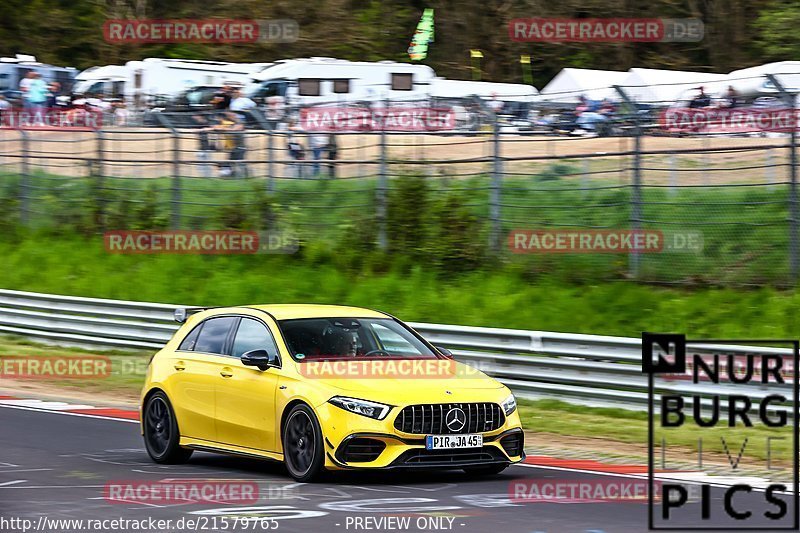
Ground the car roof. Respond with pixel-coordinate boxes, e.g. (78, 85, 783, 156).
(211, 304, 391, 321)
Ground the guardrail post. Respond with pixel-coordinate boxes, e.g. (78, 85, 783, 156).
(614, 85, 642, 278)
(19, 129, 30, 226)
(768, 74, 798, 283)
(376, 101, 388, 250)
(489, 110, 502, 252)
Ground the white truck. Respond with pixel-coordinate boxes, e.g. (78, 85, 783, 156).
(73, 58, 272, 108)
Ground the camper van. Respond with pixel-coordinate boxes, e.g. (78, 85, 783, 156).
(0, 54, 77, 93)
(73, 58, 272, 109)
(244, 57, 436, 106)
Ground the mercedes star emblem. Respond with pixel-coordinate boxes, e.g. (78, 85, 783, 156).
(445, 407, 467, 432)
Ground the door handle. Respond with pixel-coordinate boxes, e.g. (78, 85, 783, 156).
(174, 361, 186, 371)
(220, 367, 233, 378)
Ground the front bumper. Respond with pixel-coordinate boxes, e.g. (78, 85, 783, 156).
(317, 401, 525, 470)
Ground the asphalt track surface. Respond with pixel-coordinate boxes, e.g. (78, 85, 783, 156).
(0, 405, 795, 533)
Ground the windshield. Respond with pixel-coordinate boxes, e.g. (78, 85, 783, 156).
(279, 318, 437, 361)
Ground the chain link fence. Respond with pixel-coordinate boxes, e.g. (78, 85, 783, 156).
(0, 73, 797, 286)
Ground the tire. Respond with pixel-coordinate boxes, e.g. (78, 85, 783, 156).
(142, 391, 193, 464)
(462, 463, 508, 476)
(282, 404, 325, 482)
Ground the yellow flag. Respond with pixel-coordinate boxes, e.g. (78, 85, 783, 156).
(470, 49, 483, 58)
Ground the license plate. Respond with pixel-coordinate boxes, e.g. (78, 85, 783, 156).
(425, 434, 483, 450)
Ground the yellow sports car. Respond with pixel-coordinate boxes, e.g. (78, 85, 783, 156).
(140, 304, 524, 481)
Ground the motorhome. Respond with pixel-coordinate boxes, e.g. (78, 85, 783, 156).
(244, 57, 436, 106)
(0, 54, 77, 93)
(73, 58, 272, 108)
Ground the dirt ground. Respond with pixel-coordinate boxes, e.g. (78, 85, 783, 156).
(0, 127, 791, 185)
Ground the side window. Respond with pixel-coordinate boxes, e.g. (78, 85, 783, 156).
(178, 324, 202, 351)
(298, 78, 320, 96)
(391, 73, 413, 91)
(333, 79, 350, 93)
(193, 317, 237, 355)
(232, 318, 279, 359)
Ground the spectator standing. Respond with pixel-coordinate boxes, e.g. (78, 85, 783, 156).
(214, 112, 247, 178)
(229, 88, 256, 115)
(265, 95, 285, 130)
(193, 114, 216, 178)
(19, 72, 34, 108)
(25, 72, 49, 115)
(286, 120, 306, 178)
(309, 132, 329, 176)
(211, 85, 232, 112)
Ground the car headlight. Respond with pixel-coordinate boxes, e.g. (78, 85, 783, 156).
(328, 396, 392, 420)
(502, 393, 517, 416)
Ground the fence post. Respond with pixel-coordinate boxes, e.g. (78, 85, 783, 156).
(614, 85, 642, 278)
(489, 110, 502, 252)
(669, 153, 677, 195)
(96, 129, 106, 229)
(267, 125, 275, 192)
(377, 103, 388, 250)
(768, 74, 798, 283)
(247, 109, 275, 192)
(19, 129, 30, 226)
(156, 113, 182, 229)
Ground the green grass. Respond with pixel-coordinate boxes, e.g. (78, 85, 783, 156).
(1, 233, 800, 338)
(0, 336, 149, 400)
(1, 167, 795, 285)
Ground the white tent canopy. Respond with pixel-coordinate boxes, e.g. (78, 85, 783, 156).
(620, 68, 727, 105)
(429, 79, 538, 102)
(538, 68, 628, 104)
(726, 61, 800, 98)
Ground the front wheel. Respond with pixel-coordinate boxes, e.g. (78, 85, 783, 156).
(143, 391, 193, 464)
(282, 404, 325, 482)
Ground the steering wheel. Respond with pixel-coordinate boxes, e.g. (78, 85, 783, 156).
(360, 349, 392, 357)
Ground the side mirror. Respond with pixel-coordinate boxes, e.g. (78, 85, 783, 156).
(241, 349, 278, 371)
(435, 346, 454, 359)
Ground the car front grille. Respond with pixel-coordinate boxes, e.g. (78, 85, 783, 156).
(393, 403, 505, 435)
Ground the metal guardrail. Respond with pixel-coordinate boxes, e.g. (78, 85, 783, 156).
(0, 289, 792, 410)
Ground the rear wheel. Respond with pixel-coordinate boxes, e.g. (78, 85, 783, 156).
(143, 391, 193, 464)
(282, 404, 325, 482)
(462, 463, 508, 476)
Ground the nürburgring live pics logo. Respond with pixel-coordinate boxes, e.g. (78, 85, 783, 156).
(643, 332, 799, 530)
